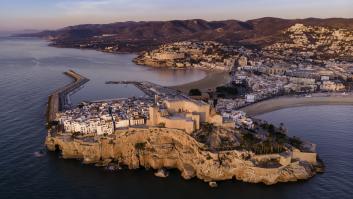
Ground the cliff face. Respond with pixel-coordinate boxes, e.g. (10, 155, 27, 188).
(46, 127, 317, 185)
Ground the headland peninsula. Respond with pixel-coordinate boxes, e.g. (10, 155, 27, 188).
(45, 70, 324, 187)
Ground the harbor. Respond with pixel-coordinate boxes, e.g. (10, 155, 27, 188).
(106, 80, 186, 98)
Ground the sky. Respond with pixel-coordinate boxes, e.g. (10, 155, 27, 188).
(0, 0, 352, 31)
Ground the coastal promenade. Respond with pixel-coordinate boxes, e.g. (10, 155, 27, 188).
(47, 70, 89, 122)
(241, 93, 353, 116)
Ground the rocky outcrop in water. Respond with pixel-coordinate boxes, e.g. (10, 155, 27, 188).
(45, 127, 321, 185)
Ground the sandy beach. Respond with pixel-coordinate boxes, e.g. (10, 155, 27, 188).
(169, 71, 231, 93)
(240, 94, 353, 116)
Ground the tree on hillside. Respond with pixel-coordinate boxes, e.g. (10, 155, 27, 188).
(189, 89, 202, 96)
(134, 142, 147, 166)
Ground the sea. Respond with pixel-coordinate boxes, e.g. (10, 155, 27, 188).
(0, 37, 352, 199)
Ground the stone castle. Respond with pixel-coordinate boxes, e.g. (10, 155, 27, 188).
(147, 99, 233, 133)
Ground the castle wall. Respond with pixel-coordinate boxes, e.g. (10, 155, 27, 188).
(159, 117, 195, 134)
(147, 106, 195, 134)
(164, 100, 210, 122)
(147, 99, 227, 133)
(292, 151, 317, 164)
(209, 114, 223, 126)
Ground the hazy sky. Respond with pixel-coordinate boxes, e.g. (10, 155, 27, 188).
(0, 0, 352, 31)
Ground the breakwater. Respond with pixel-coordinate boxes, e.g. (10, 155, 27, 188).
(47, 70, 89, 122)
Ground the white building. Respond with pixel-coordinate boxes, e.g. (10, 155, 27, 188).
(320, 81, 345, 91)
(245, 94, 256, 103)
(115, 119, 129, 128)
(129, 118, 145, 126)
(321, 75, 330, 81)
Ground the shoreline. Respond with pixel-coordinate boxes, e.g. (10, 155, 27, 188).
(240, 94, 353, 117)
(29, 38, 352, 118)
(169, 70, 231, 93)
(40, 38, 231, 94)
(14, 37, 230, 94)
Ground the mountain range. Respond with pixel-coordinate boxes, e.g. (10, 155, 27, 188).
(18, 17, 353, 52)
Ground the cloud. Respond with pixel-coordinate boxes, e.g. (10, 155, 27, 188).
(56, 0, 119, 16)
(55, 0, 197, 17)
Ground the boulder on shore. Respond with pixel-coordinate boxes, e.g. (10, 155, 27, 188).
(209, 181, 218, 188)
(154, 168, 169, 178)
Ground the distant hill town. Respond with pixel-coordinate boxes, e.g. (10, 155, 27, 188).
(18, 18, 353, 105)
(17, 17, 353, 53)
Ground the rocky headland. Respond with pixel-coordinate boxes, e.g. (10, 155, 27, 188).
(45, 127, 323, 185)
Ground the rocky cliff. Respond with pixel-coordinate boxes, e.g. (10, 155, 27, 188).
(46, 127, 320, 185)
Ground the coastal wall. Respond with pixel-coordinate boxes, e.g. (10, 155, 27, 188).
(293, 150, 317, 164)
(45, 127, 319, 185)
(252, 153, 293, 166)
(240, 95, 353, 116)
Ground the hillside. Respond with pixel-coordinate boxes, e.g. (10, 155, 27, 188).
(17, 18, 353, 52)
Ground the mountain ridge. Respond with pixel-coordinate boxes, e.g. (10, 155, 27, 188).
(17, 17, 353, 52)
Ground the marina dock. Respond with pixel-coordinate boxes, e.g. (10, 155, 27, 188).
(106, 81, 156, 97)
(106, 80, 184, 98)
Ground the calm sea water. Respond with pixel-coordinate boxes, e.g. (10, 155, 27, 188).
(0, 38, 353, 199)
